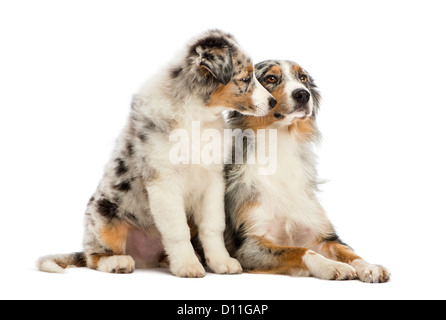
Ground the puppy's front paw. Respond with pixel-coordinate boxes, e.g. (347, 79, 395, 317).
(353, 260, 390, 283)
(170, 258, 206, 278)
(207, 257, 242, 275)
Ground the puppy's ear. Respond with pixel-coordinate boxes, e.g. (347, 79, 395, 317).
(196, 45, 234, 85)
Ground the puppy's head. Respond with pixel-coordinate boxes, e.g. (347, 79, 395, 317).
(255, 60, 321, 123)
(173, 30, 276, 116)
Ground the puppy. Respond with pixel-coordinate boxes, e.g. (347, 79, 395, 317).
(225, 60, 390, 283)
(38, 30, 275, 278)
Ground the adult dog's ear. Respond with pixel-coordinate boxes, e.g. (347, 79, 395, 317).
(196, 44, 234, 85)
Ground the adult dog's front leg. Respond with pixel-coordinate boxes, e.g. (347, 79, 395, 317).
(316, 239, 390, 283)
(238, 236, 357, 280)
(147, 180, 205, 278)
(195, 172, 242, 275)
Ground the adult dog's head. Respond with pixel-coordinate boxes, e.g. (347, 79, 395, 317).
(227, 60, 321, 143)
(169, 30, 276, 116)
(255, 60, 321, 123)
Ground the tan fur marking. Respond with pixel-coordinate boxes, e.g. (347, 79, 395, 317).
(289, 118, 316, 142)
(237, 85, 289, 130)
(292, 64, 301, 73)
(207, 66, 255, 111)
(208, 84, 234, 107)
(321, 242, 362, 264)
(87, 222, 131, 270)
(87, 254, 104, 270)
(207, 83, 254, 112)
(270, 85, 289, 114)
(100, 222, 130, 255)
(238, 113, 275, 130)
(270, 65, 282, 75)
(250, 237, 309, 275)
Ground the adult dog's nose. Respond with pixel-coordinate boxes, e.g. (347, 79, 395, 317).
(292, 89, 310, 104)
(269, 97, 277, 109)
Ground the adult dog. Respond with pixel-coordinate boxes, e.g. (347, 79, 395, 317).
(38, 30, 276, 278)
(225, 60, 390, 283)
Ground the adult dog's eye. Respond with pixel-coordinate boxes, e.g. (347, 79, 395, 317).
(300, 75, 308, 83)
(241, 76, 251, 83)
(266, 75, 278, 84)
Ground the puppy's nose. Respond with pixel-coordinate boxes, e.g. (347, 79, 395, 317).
(292, 89, 310, 104)
(269, 97, 277, 109)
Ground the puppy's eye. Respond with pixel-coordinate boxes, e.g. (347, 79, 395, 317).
(241, 76, 251, 83)
(300, 75, 308, 83)
(266, 75, 278, 84)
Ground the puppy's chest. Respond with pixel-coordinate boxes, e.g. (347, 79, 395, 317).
(169, 116, 226, 204)
(172, 111, 226, 165)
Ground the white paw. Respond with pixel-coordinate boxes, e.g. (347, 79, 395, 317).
(170, 257, 206, 278)
(353, 260, 390, 283)
(305, 251, 357, 280)
(321, 261, 357, 281)
(207, 257, 243, 275)
(97, 255, 135, 274)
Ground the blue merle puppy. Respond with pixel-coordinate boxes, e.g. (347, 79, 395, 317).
(38, 30, 275, 277)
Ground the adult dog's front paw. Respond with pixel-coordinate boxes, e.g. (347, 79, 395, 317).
(305, 251, 357, 280)
(352, 260, 390, 283)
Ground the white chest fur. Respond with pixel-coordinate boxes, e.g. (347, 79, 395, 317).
(246, 127, 327, 247)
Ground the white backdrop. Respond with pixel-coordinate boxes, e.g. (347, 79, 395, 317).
(1, 0, 446, 300)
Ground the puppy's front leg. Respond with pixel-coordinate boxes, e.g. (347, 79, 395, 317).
(195, 172, 242, 274)
(147, 180, 206, 278)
